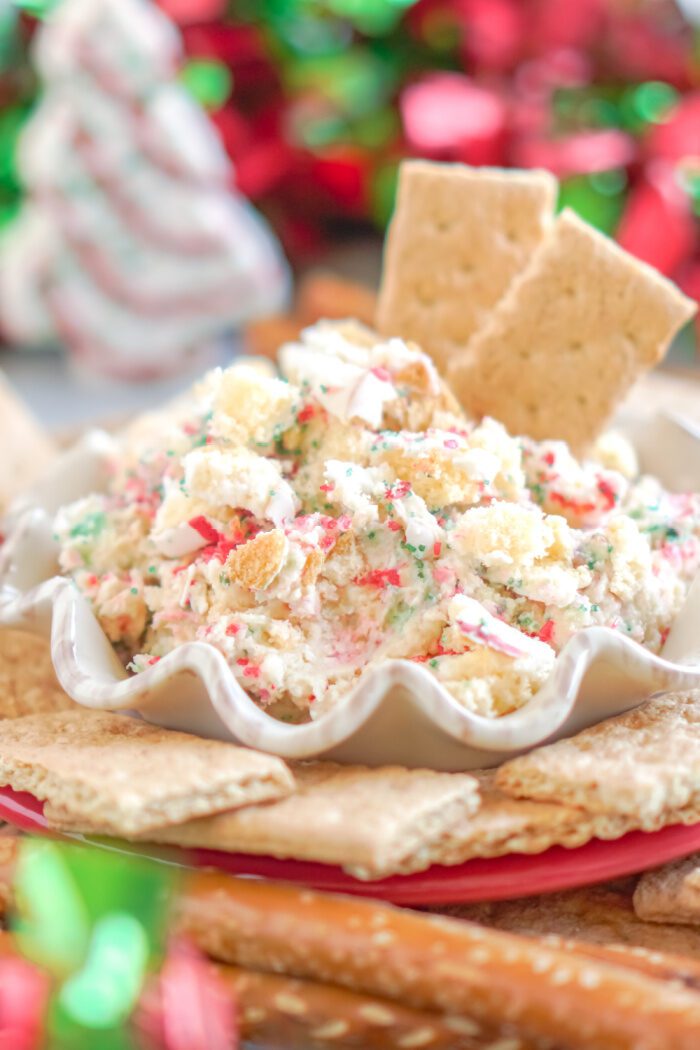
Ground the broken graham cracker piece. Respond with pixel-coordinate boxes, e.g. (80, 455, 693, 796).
(0, 629, 73, 719)
(443, 880, 700, 962)
(142, 765, 694, 876)
(141, 762, 481, 880)
(376, 160, 557, 374)
(448, 208, 697, 451)
(634, 853, 700, 926)
(496, 690, 700, 827)
(225, 529, 287, 591)
(0, 709, 294, 836)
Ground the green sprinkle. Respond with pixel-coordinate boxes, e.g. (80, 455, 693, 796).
(368, 531, 376, 540)
(429, 658, 439, 669)
(130, 587, 138, 595)
(70, 511, 106, 540)
(148, 566, 157, 574)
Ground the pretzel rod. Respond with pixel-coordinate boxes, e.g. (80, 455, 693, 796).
(216, 965, 511, 1049)
(0, 931, 511, 1049)
(177, 874, 700, 1050)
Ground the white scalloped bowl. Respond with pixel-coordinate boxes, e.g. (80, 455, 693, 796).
(3, 415, 700, 771)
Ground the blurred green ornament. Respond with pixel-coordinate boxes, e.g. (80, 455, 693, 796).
(180, 58, 233, 110)
(287, 48, 395, 120)
(58, 913, 148, 1027)
(557, 172, 625, 235)
(620, 81, 679, 132)
(0, 3, 20, 69)
(15, 0, 61, 17)
(370, 159, 398, 226)
(0, 104, 29, 187)
(325, 0, 418, 35)
(13, 840, 91, 977)
(351, 106, 399, 149)
(13, 841, 178, 1049)
(632, 81, 678, 124)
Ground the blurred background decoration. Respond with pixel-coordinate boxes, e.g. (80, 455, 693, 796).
(2, 838, 235, 1050)
(0, 0, 698, 373)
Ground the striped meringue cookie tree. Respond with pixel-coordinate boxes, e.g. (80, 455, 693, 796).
(0, 0, 290, 380)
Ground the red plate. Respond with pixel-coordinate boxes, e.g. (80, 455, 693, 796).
(3, 785, 700, 905)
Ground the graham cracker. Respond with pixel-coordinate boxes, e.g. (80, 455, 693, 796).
(0, 371, 56, 510)
(143, 765, 700, 878)
(442, 881, 700, 960)
(496, 691, 700, 827)
(448, 208, 696, 450)
(634, 854, 700, 926)
(142, 762, 481, 880)
(376, 160, 557, 374)
(0, 709, 294, 836)
(438, 771, 634, 865)
(0, 630, 73, 719)
(226, 529, 287, 591)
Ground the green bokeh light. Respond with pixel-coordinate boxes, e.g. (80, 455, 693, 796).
(13, 840, 91, 977)
(557, 172, 625, 235)
(14, 0, 61, 17)
(632, 81, 678, 124)
(58, 913, 149, 1028)
(180, 58, 233, 110)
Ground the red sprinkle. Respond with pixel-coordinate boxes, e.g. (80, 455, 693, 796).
(385, 481, 411, 501)
(433, 541, 442, 557)
(354, 567, 402, 589)
(537, 619, 556, 645)
(297, 404, 316, 424)
(387, 520, 402, 532)
(549, 492, 596, 516)
(225, 623, 240, 636)
(543, 451, 556, 467)
(148, 656, 161, 665)
(597, 478, 618, 511)
(443, 438, 459, 449)
(319, 482, 335, 493)
(411, 644, 462, 662)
